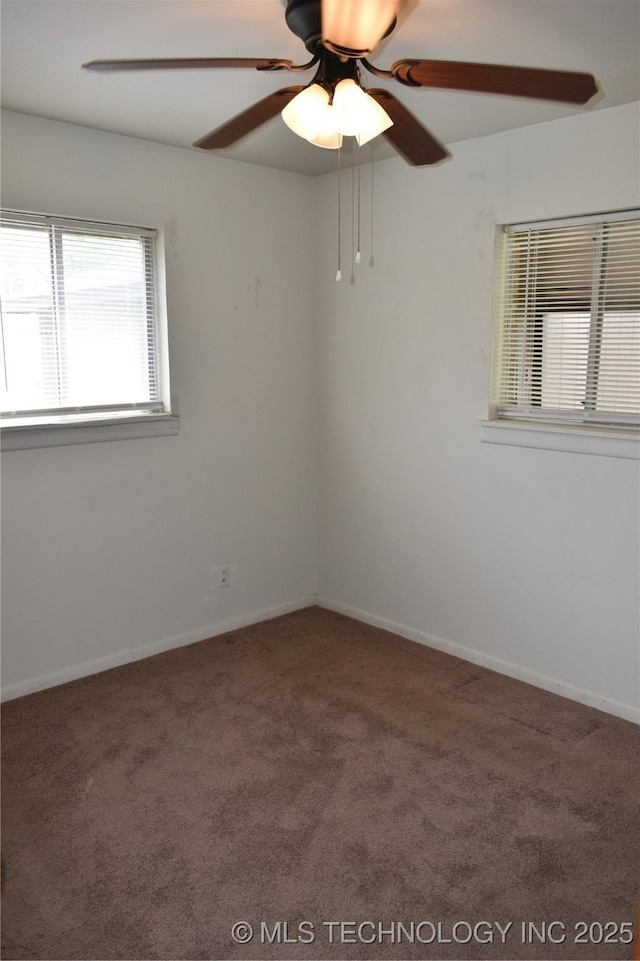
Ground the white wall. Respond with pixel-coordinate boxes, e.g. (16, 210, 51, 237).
(315, 103, 640, 722)
(3, 104, 639, 722)
(1, 110, 317, 698)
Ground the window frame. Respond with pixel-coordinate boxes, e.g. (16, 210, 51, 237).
(0, 209, 178, 450)
(484, 209, 640, 458)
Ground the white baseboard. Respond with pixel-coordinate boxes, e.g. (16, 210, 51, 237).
(5, 594, 638, 726)
(1, 595, 316, 703)
(317, 597, 640, 725)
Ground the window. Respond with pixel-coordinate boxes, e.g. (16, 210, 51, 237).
(491, 210, 640, 433)
(0, 210, 175, 446)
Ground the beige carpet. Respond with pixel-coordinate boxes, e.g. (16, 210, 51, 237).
(2, 606, 638, 960)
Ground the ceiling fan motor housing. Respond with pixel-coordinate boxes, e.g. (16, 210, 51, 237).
(285, 0, 323, 53)
(285, 0, 397, 57)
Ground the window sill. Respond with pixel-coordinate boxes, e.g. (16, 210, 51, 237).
(1, 412, 180, 451)
(480, 419, 639, 460)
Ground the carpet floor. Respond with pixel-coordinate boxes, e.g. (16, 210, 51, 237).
(1, 606, 638, 961)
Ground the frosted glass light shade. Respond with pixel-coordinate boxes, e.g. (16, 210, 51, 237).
(308, 115, 343, 149)
(332, 79, 393, 143)
(282, 79, 391, 149)
(282, 84, 343, 149)
(322, 0, 398, 56)
(282, 84, 332, 141)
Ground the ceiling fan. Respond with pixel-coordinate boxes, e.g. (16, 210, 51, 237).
(82, 0, 598, 167)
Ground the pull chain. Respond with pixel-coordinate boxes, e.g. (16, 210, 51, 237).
(369, 145, 375, 268)
(355, 140, 362, 265)
(350, 146, 356, 285)
(336, 142, 342, 282)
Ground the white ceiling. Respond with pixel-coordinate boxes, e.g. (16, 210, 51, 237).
(2, 0, 639, 177)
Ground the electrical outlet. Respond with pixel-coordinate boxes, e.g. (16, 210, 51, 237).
(218, 565, 231, 589)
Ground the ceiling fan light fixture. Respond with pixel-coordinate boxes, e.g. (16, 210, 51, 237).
(322, 0, 398, 57)
(282, 82, 332, 140)
(84, 0, 599, 167)
(332, 78, 393, 141)
(282, 78, 390, 148)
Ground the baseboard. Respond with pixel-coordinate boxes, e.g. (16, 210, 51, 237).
(1, 595, 317, 703)
(6, 595, 638, 724)
(317, 597, 640, 725)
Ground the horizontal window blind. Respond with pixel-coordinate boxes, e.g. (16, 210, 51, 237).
(494, 211, 640, 429)
(0, 211, 164, 424)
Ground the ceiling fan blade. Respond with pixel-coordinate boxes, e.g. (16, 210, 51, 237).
(193, 87, 305, 149)
(392, 59, 598, 104)
(82, 57, 297, 72)
(367, 89, 449, 165)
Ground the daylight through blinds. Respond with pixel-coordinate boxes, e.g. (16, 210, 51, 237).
(495, 211, 640, 428)
(0, 212, 162, 422)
